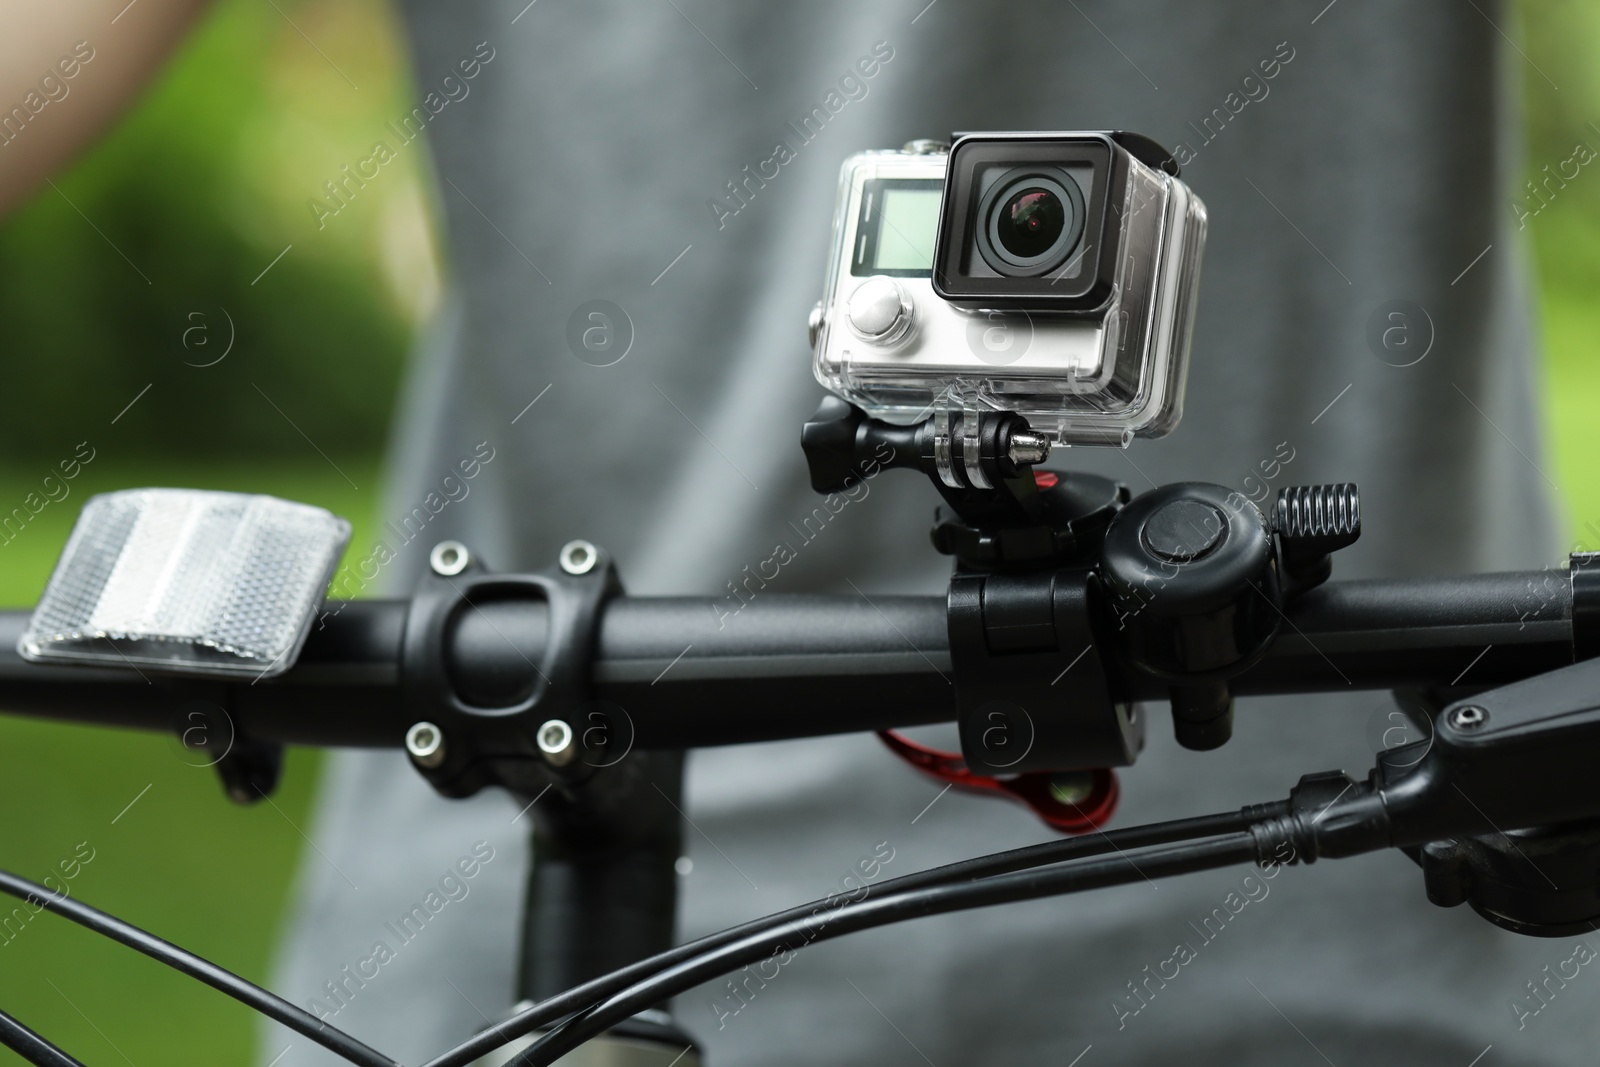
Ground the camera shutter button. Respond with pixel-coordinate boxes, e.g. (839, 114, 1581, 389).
(847, 276, 913, 343)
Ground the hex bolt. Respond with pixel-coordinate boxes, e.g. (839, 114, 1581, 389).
(559, 540, 599, 576)
(430, 540, 470, 577)
(537, 719, 577, 766)
(1448, 705, 1488, 730)
(405, 721, 446, 768)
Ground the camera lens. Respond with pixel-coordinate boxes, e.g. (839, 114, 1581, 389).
(974, 167, 1086, 278)
(995, 188, 1065, 260)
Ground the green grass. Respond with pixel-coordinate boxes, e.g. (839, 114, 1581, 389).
(0, 457, 376, 1065)
(1529, 195, 1600, 549)
(0, 458, 381, 607)
(1542, 287, 1600, 546)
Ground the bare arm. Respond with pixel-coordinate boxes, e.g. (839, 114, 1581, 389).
(0, 0, 213, 218)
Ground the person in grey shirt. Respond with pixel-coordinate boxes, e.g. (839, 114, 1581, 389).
(250, 2, 1573, 1065)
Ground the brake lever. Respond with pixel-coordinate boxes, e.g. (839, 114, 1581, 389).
(877, 730, 1117, 834)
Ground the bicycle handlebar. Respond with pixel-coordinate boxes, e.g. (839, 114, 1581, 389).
(0, 569, 1578, 751)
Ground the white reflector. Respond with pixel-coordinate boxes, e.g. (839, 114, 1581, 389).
(20, 489, 351, 678)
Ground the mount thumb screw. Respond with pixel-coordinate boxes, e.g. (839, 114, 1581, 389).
(1006, 431, 1051, 467)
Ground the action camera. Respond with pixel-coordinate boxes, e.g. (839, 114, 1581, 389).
(810, 132, 1207, 445)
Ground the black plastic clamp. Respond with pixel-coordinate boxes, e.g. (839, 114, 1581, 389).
(950, 567, 1142, 774)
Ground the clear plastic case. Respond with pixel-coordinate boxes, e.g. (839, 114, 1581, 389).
(812, 139, 1207, 446)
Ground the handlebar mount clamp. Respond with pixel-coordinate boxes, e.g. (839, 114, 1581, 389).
(399, 544, 623, 798)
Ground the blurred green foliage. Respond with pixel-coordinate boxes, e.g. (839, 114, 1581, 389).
(0, 0, 416, 1062)
(0, 1, 1594, 1065)
(0, 0, 435, 460)
(1519, 0, 1600, 545)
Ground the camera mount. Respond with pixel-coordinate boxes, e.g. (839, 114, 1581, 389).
(802, 397, 1364, 804)
(802, 396, 1126, 570)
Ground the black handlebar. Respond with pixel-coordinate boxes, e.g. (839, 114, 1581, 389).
(0, 568, 1580, 751)
(2, 557, 1599, 1054)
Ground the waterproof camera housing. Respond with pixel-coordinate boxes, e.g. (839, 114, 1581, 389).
(811, 132, 1206, 445)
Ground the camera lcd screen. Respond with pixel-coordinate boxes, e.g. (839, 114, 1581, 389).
(853, 179, 942, 276)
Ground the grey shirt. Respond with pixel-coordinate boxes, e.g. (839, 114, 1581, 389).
(264, 2, 1577, 1064)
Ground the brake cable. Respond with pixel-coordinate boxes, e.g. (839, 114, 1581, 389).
(0, 869, 398, 1067)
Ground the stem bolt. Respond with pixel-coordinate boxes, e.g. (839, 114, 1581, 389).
(537, 719, 577, 766)
(430, 541, 470, 577)
(405, 722, 446, 768)
(559, 540, 599, 576)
